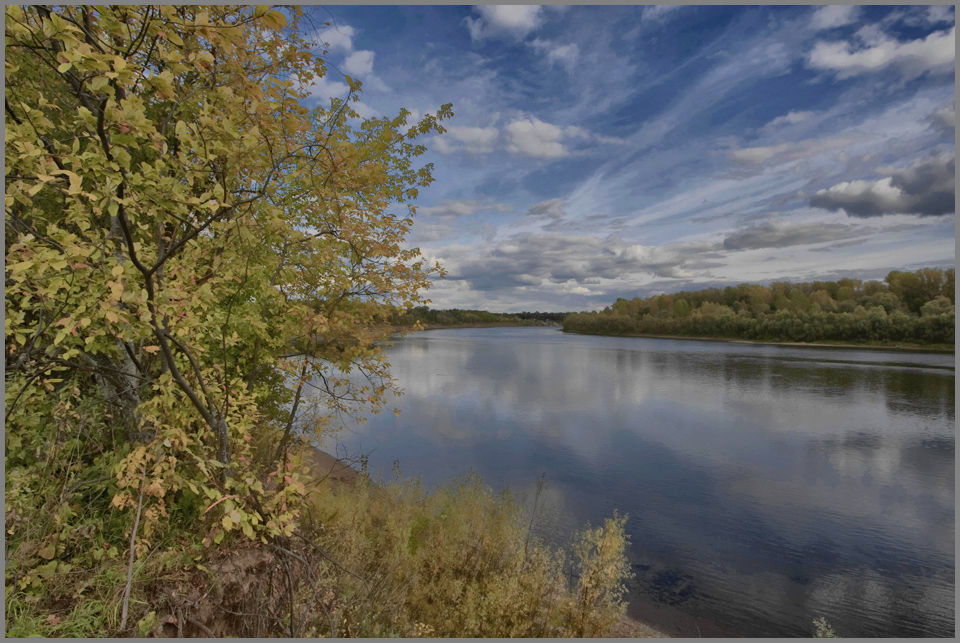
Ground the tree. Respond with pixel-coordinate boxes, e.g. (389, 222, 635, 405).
(6, 4, 451, 560)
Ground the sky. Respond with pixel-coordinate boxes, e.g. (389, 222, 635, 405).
(299, 4, 955, 312)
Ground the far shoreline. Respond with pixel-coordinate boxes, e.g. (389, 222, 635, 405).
(561, 329, 955, 355)
(398, 324, 954, 354)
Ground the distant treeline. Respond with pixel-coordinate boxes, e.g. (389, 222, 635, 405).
(563, 268, 955, 346)
(391, 306, 567, 326)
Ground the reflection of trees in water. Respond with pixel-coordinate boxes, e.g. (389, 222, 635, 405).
(392, 336, 954, 427)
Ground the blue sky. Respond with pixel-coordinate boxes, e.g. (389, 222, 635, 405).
(300, 5, 955, 312)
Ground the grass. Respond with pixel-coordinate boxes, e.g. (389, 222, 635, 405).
(5, 461, 632, 638)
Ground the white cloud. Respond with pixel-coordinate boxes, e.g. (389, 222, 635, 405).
(503, 117, 623, 159)
(529, 39, 580, 71)
(430, 136, 457, 155)
(505, 117, 572, 158)
(464, 5, 545, 41)
(430, 125, 499, 155)
(924, 6, 955, 25)
(642, 6, 681, 22)
(343, 50, 375, 77)
(808, 26, 955, 78)
(762, 110, 816, 131)
(927, 102, 955, 136)
(810, 6, 860, 31)
(810, 154, 955, 217)
(448, 125, 499, 154)
(315, 25, 355, 52)
(730, 143, 790, 163)
(419, 199, 512, 218)
(728, 135, 856, 165)
(350, 100, 379, 120)
(306, 75, 350, 101)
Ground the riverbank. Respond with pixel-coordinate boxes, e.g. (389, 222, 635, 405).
(302, 445, 669, 638)
(562, 329, 955, 354)
(412, 321, 561, 331)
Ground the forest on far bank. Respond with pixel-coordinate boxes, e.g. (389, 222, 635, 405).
(563, 267, 955, 346)
(390, 306, 566, 326)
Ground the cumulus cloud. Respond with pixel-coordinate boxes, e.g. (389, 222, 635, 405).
(723, 221, 866, 251)
(526, 198, 567, 219)
(307, 24, 386, 92)
(305, 75, 349, 101)
(505, 117, 574, 158)
(444, 234, 719, 291)
(343, 50, 375, 77)
(807, 26, 955, 79)
(529, 39, 580, 72)
(314, 25, 356, 52)
(503, 117, 622, 158)
(464, 5, 545, 40)
(446, 125, 500, 154)
(810, 154, 955, 217)
(809, 6, 860, 31)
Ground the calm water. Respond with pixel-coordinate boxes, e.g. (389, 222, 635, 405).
(322, 327, 955, 637)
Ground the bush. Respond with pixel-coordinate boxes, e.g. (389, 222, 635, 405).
(296, 471, 632, 637)
(813, 616, 838, 638)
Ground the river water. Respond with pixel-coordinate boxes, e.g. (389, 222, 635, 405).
(324, 327, 955, 637)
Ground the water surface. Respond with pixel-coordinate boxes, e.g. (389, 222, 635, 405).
(323, 327, 955, 637)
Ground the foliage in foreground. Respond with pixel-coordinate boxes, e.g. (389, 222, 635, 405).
(6, 465, 632, 638)
(4, 5, 630, 637)
(813, 616, 839, 638)
(297, 472, 631, 637)
(564, 268, 955, 345)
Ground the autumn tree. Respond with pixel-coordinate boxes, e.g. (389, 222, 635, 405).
(5, 3, 451, 593)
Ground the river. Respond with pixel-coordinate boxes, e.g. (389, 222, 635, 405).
(322, 327, 955, 637)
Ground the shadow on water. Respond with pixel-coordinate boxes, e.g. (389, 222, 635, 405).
(326, 327, 955, 637)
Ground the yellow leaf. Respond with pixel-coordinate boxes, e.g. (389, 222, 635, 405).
(38, 544, 56, 560)
(143, 345, 160, 354)
(105, 311, 119, 323)
(262, 9, 287, 30)
(111, 265, 124, 277)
